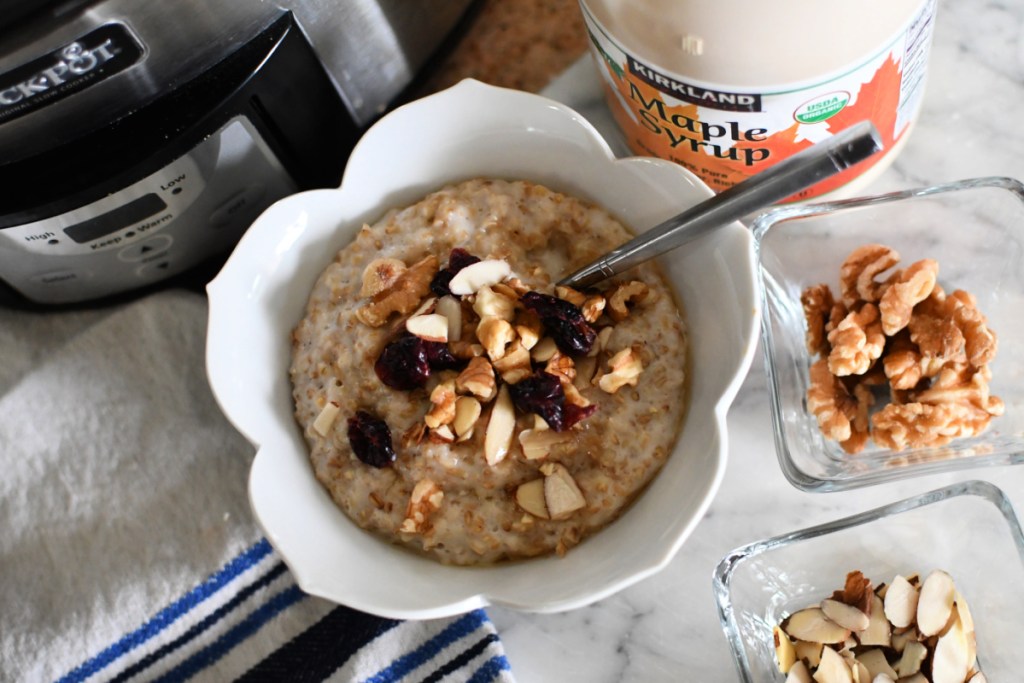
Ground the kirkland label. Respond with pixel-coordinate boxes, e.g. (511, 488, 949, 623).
(0, 24, 143, 124)
(582, 0, 936, 200)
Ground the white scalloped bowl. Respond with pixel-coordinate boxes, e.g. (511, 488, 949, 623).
(206, 79, 759, 619)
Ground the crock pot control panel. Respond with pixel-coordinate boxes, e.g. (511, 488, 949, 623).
(0, 116, 294, 304)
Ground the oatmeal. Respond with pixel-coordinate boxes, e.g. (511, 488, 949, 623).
(290, 179, 688, 565)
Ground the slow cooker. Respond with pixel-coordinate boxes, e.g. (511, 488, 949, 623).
(0, 0, 473, 306)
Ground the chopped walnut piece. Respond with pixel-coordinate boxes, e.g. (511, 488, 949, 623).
(473, 285, 516, 321)
(883, 332, 925, 390)
(477, 317, 516, 361)
(456, 356, 497, 402)
(449, 340, 485, 360)
(424, 379, 457, 429)
(597, 346, 644, 393)
(841, 382, 874, 454)
(913, 365, 1004, 417)
(360, 257, 407, 297)
(607, 281, 650, 322)
(580, 294, 606, 323)
(554, 285, 587, 307)
(879, 259, 938, 335)
(513, 309, 542, 350)
(544, 352, 576, 385)
(871, 401, 993, 451)
(806, 358, 855, 442)
(491, 340, 532, 384)
(561, 381, 591, 409)
(355, 255, 439, 327)
(907, 308, 966, 373)
(945, 289, 998, 367)
(827, 303, 885, 376)
(801, 283, 836, 356)
(839, 243, 899, 306)
(400, 479, 444, 534)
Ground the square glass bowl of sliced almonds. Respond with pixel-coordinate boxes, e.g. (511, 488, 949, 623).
(753, 177, 1024, 492)
(713, 480, 1024, 682)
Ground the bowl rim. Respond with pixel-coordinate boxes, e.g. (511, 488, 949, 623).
(711, 479, 1024, 682)
(752, 176, 1024, 492)
(205, 78, 761, 618)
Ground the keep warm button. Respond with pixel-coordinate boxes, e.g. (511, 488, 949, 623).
(117, 235, 173, 262)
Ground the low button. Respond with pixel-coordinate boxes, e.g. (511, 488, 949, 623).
(118, 235, 173, 262)
(209, 184, 267, 228)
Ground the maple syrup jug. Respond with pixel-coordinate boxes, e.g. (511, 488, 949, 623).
(579, 0, 936, 200)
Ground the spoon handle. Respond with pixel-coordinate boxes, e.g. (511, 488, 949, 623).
(558, 121, 883, 289)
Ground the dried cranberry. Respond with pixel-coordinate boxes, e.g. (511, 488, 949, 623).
(509, 372, 567, 431)
(447, 248, 481, 273)
(521, 291, 597, 355)
(429, 248, 481, 297)
(429, 269, 455, 298)
(424, 340, 462, 371)
(347, 410, 396, 468)
(563, 403, 599, 429)
(374, 334, 430, 389)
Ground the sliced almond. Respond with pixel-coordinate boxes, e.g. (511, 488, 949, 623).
(794, 640, 823, 668)
(541, 462, 586, 520)
(514, 478, 549, 518)
(883, 575, 919, 629)
(449, 259, 512, 296)
(857, 594, 891, 647)
(784, 608, 852, 644)
(360, 257, 406, 297)
(483, 384, 515, 465)
(821, 599, 870, 632)
(855, 649, 897, 680)
(931, 611, 970, 683)
(813, 646, 853, 683)
(870, 675, 895, 683)
(894, 640, 927, 677)
(785, 660, 813, 683)
(452, 396, 482, 441)
(436, 295, 462, 342)
(774, 625, 797, 674)
(518, 428, 572, 460)
(850, 659, 871, 683)
(889, 626, 917, 654)
(531, 336, 559, 363)
(954, 591, 977, 670)
(312, 400, 341, 437)
(916, 569, 956, 637)
(429, 424, 455, 443)
(406, 313, 449, 342)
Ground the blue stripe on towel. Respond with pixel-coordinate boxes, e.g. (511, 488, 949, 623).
(361, 609, 488, 683)
(107, 562, 289, 683)
(56, 538, 273, 683)
(466, 655, 512, 683)
(151, 584, 306, 683)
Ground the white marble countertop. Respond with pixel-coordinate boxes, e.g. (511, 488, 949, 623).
(490, 1, 1024, 680)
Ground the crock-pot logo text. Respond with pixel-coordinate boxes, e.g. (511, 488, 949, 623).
(0, 42, 119, 107)
(0, 24, 142, 124)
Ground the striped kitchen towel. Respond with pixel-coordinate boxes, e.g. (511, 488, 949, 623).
(0, 291, 515, 683)
(55, 538, 513, 683)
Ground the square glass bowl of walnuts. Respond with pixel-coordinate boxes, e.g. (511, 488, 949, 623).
(753, 177, 1024, 492)
(713, 480, 1024, 682)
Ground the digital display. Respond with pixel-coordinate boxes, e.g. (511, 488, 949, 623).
(64, 193, 168, 244)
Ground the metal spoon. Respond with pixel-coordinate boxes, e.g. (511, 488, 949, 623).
(558, 121, 883, 289)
